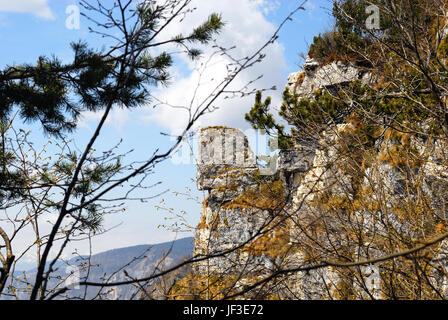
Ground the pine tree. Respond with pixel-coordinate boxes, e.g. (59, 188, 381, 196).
(0, 0, 225, 298)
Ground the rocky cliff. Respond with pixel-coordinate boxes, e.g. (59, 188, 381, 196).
(190, 57, 448, 300)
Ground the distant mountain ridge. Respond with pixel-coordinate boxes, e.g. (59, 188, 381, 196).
(3, 237, 194, 300)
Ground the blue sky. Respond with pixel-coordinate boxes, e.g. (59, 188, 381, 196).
(0, 0, 332, 267)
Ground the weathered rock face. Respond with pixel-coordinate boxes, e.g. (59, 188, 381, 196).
(196, 127, 257, 191)
(193, 60, 448, 300)
(193, 127, 285, 277)
(286, 57, 373, 98)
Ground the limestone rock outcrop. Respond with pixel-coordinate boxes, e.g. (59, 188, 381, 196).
(192, 59, 448, 300)
(193, 127, 284, 275)
(196, 126, 257, 191)
(286, 56, 373, 98)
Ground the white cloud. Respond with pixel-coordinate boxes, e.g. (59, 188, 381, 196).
(141, 0, 289, 135)
(0, 0, 54, 20)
